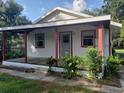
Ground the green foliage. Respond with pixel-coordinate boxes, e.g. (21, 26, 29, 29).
(120, 20, 124, 39)
(62, 48, 103, 79)
(16, 16, 31, 25)
(101, 0, 124, 46)
(0, 73, 42, 93)
(0, 0, 31, 27)
(0, 0, 32, 56)
(85, 48, 102, 79)
(107, 56, 121, 77)
(47, 56, 57, 72)
(62, 56, 82, 79)
(48, 90, 58, 93)
(5, 0, 23, 26)
(107, 56, 121, 64)
(83, 9, 100, 16)
(6, 49, 24, 59)
(101, 0, 124, 21)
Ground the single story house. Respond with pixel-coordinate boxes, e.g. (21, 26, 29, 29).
(0, 7, 122, 68)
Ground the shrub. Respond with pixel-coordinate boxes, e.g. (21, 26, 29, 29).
(120, 60, 124, 65)
(86, 48, 102, 79)
(6, 51, 12, 59)
(62, 55, 82, 79)
(48, 90, 58, 93)
(18, 50, 24, 57)
(47, 56, 57, 72)
(106, 56, 121, 77)
(112, 47, 115, 56)
(6, 49, 24, 59)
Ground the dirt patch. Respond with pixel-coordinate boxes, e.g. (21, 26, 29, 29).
(46, 71, 101, 87)
(46, 72, 120, 88)
(46, 71, 63, 77)
(98, 76, 121, 88)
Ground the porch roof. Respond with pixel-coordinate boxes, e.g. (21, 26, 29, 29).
(0, 15, 122, 32)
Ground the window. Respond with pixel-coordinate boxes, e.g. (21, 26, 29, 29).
(83, 36, 93, 46)
(63, 34, 70, 43)
(35, 33, 45, 48)
(81, 31, 95, 47)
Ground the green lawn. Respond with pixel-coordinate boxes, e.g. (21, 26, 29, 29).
(115, 49, 124, 61)
(115, 49, 124, 53)
(0, 73, 102, 93)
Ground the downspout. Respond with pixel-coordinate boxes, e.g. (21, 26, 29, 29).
(24, 32, 28, 63)
(101, 21, 111, 79)
(103, 21, 111, 78)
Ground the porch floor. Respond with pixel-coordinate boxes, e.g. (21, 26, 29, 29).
(7, 57, 62, 67)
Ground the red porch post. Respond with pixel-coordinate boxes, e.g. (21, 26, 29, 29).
(2, 32, 6, 61)
(24, 32, 27, 63)
(56, 31, 59, 66)
(98, 25, 103, 57)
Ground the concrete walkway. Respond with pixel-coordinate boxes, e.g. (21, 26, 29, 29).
(0, 67, 124, 93)
(0, 68, 101, 92)
(100, 66, 124, 93)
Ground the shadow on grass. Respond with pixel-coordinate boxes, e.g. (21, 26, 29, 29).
(0, 73, 103, 93)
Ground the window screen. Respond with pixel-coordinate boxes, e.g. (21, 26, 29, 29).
(81, 31, 94, 47)
(35, 33, 45, 48)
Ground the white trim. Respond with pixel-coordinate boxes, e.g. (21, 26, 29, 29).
(34, 7, 93, 23)
(0, 15, 111, 31)
(34, 7, 58, 24)
(2, 61, 49, 70)
(56, 7, 93, 17)
(111, 21, 122, 28)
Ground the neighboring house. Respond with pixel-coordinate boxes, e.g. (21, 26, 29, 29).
(0, 7, 122, 67)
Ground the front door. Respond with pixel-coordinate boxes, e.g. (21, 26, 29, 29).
(60, 32, 72, 57)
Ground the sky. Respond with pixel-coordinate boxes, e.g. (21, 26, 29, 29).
(14, 0, 104, 22)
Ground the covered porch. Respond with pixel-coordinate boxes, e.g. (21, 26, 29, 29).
(0, 15, 121, 68)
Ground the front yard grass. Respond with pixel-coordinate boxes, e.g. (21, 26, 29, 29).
(115, 49, 124, 53)
(115, 49, 124, 64)
(0, 73, 102, 93)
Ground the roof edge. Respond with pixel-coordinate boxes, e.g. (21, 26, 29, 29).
(111, 21, 122, 28)
(33, 7, 93, 24)
(0, 15, 111, 32)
